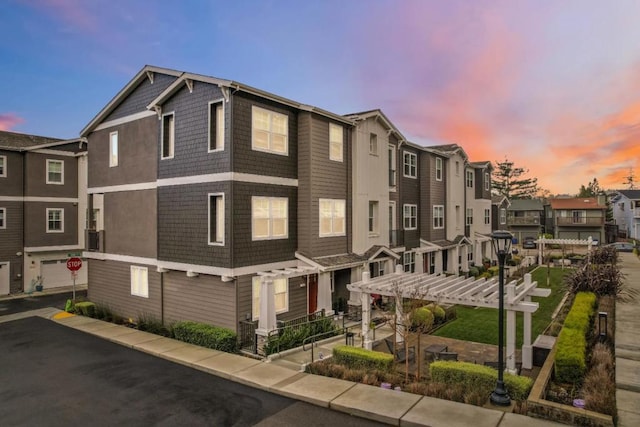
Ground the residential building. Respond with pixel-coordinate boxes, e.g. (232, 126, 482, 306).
(547, 197, 607, 242)
(492, 195, 510, 232)
(610, 190, 640, 239)
(0, 130, 87, 296)
(507, 199, 544, 242)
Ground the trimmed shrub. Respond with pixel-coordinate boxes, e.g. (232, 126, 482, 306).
(468, 267, 480, 277)
(332, 345, 394, 371)
(425, 304, 446, 323)
(173, 321, 238, 353)
(429, 360, 533, 401)
(554, 292, 595, 384)
(75, 301, 96, 317)
(263, 316, 339, 355)
(410, 307, 434, 330)
(488, 266, 499, 276)
(137, 313, 173, 337)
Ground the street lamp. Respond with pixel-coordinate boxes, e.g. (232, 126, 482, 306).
(490, 230, 513, 406)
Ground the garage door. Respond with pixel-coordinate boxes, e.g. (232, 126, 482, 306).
(41, 260, 88, 289)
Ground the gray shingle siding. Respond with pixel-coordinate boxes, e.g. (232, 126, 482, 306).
(0, 201, 23, 293)
(401, 146, 420, 249)
(105, 73, 177, 121)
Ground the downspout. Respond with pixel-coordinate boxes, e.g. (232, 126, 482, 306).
(21, 152, 26, 292)
(160, 271, 165, 325)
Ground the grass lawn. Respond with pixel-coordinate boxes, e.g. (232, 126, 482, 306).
(433, 267, 572, 347)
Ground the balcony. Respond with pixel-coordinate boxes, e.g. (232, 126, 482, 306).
(508, 217, 540, 226)
(86, 229, 105, 252)
(556, 217, 604, 227)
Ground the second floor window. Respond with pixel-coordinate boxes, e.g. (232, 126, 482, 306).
(466, 170, 474, 187)
(435, 157, 443, 181)
(46, 159, 64, 184)
(252, 197, 288, 240)
(500, 208, 507, 224)
(485, 172, 490, 190)
(209, 100, 224, 151)
(319, 199, 345, 237)
(0, 207, 5, 229)
(252, 106, 288, 155)
(433, 205, 444, 229)
(329, 123, 343, 162)
(0, 155, 6, 177)
(403, 204, 417, 230)
(572, 210, 586, 224)
(369, 201, 379, 234)
(403, 251, 415, 273)
(484, 209, 490, 224)
(369, 133, 378, 155)
(161, 113, 175, 159)
(388, 145, 396, 187)
(403, 151, 417, 178)
(109, 131, 118, 167)
(466, 208, 473, 225)
(47, 208, 63, 233)
(208, 194, 224, 245)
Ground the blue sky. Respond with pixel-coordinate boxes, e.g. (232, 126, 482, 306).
(2, 0, 640, 194)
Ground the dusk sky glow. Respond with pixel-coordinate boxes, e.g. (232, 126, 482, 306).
(2, 0, 639, 194)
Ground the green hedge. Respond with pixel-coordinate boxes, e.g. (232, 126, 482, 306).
(332, 345, 394, 371)
(75, 301, 96, 317)
(173, 321, 238, 353)
(410, 307, 434, 330)
(426, 304, 446, 322)
(430, 361, 533, 401)
(554, 292, 595, 384)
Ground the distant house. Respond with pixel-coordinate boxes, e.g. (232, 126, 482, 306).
(507, 199, 544, 242)
(0, 130, 87, 295)
(547, 197, 607, 242)
(491, 195, 510, 232)
(610, 190, 640, 239)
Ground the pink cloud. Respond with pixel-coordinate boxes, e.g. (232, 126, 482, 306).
(0, 113, 25, 131)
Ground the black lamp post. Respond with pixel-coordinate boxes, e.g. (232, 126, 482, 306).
(490, 230, 513, 406)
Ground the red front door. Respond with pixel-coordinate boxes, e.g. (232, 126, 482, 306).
(308, 274, 318, 313)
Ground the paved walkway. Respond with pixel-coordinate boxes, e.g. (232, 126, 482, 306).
(615, 252, 640, 427)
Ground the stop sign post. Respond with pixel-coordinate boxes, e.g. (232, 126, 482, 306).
(67, 257, 82, 300)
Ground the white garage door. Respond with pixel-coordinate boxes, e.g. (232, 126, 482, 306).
(41, 260, 87, 289)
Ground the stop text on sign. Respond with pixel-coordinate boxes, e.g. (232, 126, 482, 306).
(67, 257, 83, 271)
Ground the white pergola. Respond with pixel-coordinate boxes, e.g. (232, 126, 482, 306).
(537, 237, 595, 264)
(347, 265, 550, 372)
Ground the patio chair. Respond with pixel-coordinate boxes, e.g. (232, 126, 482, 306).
(437, 351, 458, 361)
(384, 337, 416, 363)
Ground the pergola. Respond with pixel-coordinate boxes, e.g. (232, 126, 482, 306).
(346, 265, 550, 372)
(537, 237, 595, 264)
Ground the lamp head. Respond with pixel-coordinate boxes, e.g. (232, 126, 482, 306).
(491, 230, 513, 256)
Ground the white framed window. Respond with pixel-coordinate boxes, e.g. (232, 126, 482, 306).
(46, 159, 64, 184)
(319, 199, 345, 237)
(0, 155, 6, 177)
(572, 210, 586, 224)
(485, 172, 490, 191)
(46, 208, 64, 233)
(252, 277, 288, 320)
(466, 208, 473, 225)
(484, 209, 490, 225)
(329, 123, 343, 162)
(369, 133, 378, 155)
(208, 100, 225, 152)
(369, 260, 385, 278)
(252, 106, 288, 155)
(369, 201, 379, 234)
(252, 197, 288, 240)
(208, 193, 225, 245)
(403, 251, 415, 273)
(388, 145, 396, 187)
(130, 266, 149, 298)
(0, 207, 5, 229)
(403, 204, 417, 230)
(109, 131, 118, 167)
(435, 157, 443, 181)
(161, 112, 175, 159)
(433, 205, 444, 229)
(403, 151, 417, 178)
(500, 208, 507, 224)
(466, 170, 474, 187)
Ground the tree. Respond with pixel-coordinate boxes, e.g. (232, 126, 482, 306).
(623, 168, 636, 190)
(492, 157, 540, 199)
(577, 177, 603, 197)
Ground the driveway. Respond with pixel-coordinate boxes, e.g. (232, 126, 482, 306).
(0, 316, 385, 427)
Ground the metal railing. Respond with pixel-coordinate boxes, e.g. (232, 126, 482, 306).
(508, 217, 540, 225)
(238, 319, 258, 354)
(556, 217, 604, 226)
(87, 230, 100, 251)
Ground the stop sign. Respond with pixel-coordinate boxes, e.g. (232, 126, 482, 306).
(67, 257, 83, 271)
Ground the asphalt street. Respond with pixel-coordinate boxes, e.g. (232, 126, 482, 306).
(0, 316, 387, 427)
(0, 290, 87, 316)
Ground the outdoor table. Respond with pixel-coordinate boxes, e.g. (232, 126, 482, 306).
(424, 344, 448, 361)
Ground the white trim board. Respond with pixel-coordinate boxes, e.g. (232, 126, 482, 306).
(26, 245, 83, 253)
(0, 196, 79, 203)
(94, 110, 157, 132)
(88, 182, 157, 194)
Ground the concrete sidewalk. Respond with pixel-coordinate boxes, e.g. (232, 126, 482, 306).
(615, 252, 640, 427)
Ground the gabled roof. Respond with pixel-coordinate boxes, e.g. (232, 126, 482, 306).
(617, 189, 640, 200)
(0, 130, 82, 152)
(491, 194, 511, 207)
(427, 144, 469, 161)
(508, 199, 544, 211)
(549, 197, 605, 210)
(343, 109, 407, 142)
(469, 161, 492, 170)
(363, 245, 401, 260)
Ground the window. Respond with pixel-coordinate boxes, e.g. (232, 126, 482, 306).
(208, 100, 225, 151)
(46, 208, 64, 233)
(455, 161, 460, 175)
(572, 210, 586, 224)
(252, 276, 288, 320)
(0, 207, 5, 229)
(369, 260, 385, 278)
(388, 145, 396, 186)
(46, 159, 64, 184)
(466, 208, 473, 225)
(252, 106, 288, 155)
(435, 157, 442, 181)
(500, 208, 507, 224)
(208, 193, 224, 245)
(369, 201, 379, 234)
(369, 133, 378, 155)
(252, 197, 288, 240)
(466, 170, 474, 187)
(619, 202, 625, 211)
(109, 131, 118, 167)
(403, 151, 417, 178)
(130, 266, 149, 298)
(485, 172, 490, 191)
(0, 155, 6, 177)
(161, 113, 175, 159)
(484, 209, 490, 225)
(329, 123, 343, 162)
(433, 205, 444, 229)
(403, 204, 417, 230)
(319, 199, 345, 237)
(403, 252, 415, 273)
(429, 252, 436, 274)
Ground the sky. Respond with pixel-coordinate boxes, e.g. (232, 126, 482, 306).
(1, 0, 639, 195)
